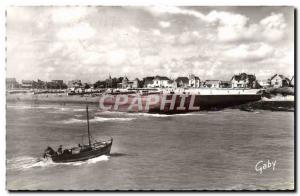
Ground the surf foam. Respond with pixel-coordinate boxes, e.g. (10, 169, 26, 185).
(61, 116, 135, 124)
(7, 155, 109, 170)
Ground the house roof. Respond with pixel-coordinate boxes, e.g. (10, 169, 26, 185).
(270, 74, 290, 81)
(154, 76, 170, 80)
(205, 80, 220, 85)
(22, 80, 33, 84)
(168, 80, 175, 84)
(143, 77, 154, 85)
(189, 75, 200, 80)
(175, 77, 189, 83)
(220, 81, 231, 84)
(231, 73, 256, 81)
(122, 77, 129, 82)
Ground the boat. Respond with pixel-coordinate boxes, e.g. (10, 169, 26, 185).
(99, 88, 263, 114)
(43, 105, 113, 163)
(7, 88, 263, 114)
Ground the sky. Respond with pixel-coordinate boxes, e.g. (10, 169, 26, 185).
(6, 6, 294, 83)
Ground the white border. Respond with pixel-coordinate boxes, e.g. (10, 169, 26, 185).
(0, 0, 298, 195)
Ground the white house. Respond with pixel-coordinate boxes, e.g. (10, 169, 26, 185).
(204, 80, 221, 88)
(231, 73, 256, 88)
(122, 77, 139, 88)
(149, 76, 171, 88)
(291, 76, 294, 87)
(188, 74, 200, 88)
(175, 77, 189, 88)
(269, 74, 291, 88)
(21, 80, 34, 89)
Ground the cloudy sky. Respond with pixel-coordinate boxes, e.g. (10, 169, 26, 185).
(6, 6, 294, 83)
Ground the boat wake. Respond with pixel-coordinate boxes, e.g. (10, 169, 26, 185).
(7, 155, 110, 170)
(61, 116, 135, 124)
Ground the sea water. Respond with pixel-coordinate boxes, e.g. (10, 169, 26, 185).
(6, 103, 294, 190)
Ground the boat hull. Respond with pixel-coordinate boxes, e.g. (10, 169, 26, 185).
(51, 142, 112, 163)
(100, 93, 262, 114)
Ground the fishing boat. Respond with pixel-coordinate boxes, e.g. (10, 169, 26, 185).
(43, 105, 113, 163)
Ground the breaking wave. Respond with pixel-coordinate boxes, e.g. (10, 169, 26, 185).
(61, 116, 135, 124)
(95, 111, 127, 116)
(127, 113, 170, 117)
(127, 112, 205, 117)
(6, 105, 55, 110)
(7, 104, 95, 113)
(262, 95, 294, 102)
(7, 155, 109, 170)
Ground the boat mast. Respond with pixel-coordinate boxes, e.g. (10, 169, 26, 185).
(86, 105, 91, 147)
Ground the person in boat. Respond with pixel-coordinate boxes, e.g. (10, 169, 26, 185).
(63, 149, 71, 155)
(57, 145, 63, 155)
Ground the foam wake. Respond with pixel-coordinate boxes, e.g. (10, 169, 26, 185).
(61, 116, 135, 124)
(7, 155, 109, 170)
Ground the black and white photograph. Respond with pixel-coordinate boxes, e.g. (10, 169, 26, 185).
(5, 5, 295, 191)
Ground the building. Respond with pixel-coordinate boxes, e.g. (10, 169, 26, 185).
(175, 77, 189, 88)
(188, 74, 201, 88)
(165, 80, 177, 88)
(67, 80, 82, 88)
(220, 81, 231, 88)
(143, 77, 155, 88)
(149, 76, 171, 88)
(231, 73, 256, 88)
(51, 80, 64, 89)
(6, 78, 18, 89)
(21, 80, 34, 89)
(258, 80, 270, 88)
(121, 77, 139, 88)
(204, 80, 221, 88)
(269, 74, 291, 88)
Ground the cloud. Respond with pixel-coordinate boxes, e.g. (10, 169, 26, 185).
(177, 31, 201, 45)
(152, 29, 161, 36)
(260, 13, 287, 42)
(56, 22, 95, 40)
(206, 10, 249, 26)
(223, 43, 275, 62)
(6, 7, 294, 82)
(159, 21, 171, 28)
(212, 12, 287, 43)
(144, 6, 206, 20)
(50, 7, 91, 23)
(144, 7, 288, 43)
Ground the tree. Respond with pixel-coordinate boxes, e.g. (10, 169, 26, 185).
(93, 80, 106, 88)
(84, 83, 90, 89)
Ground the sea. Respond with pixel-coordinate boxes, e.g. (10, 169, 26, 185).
(6, 102, 294, 190)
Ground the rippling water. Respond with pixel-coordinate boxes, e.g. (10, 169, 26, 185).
(6, 103, 294, 190)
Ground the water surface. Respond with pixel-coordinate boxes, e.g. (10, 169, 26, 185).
(6, 103, 294, 190)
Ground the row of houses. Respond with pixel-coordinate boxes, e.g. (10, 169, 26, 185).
(6, 73, 294, 90)
(258, 74, 294, 88)
(6, 79, 67, 90)
(124, 73, 293, 89)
